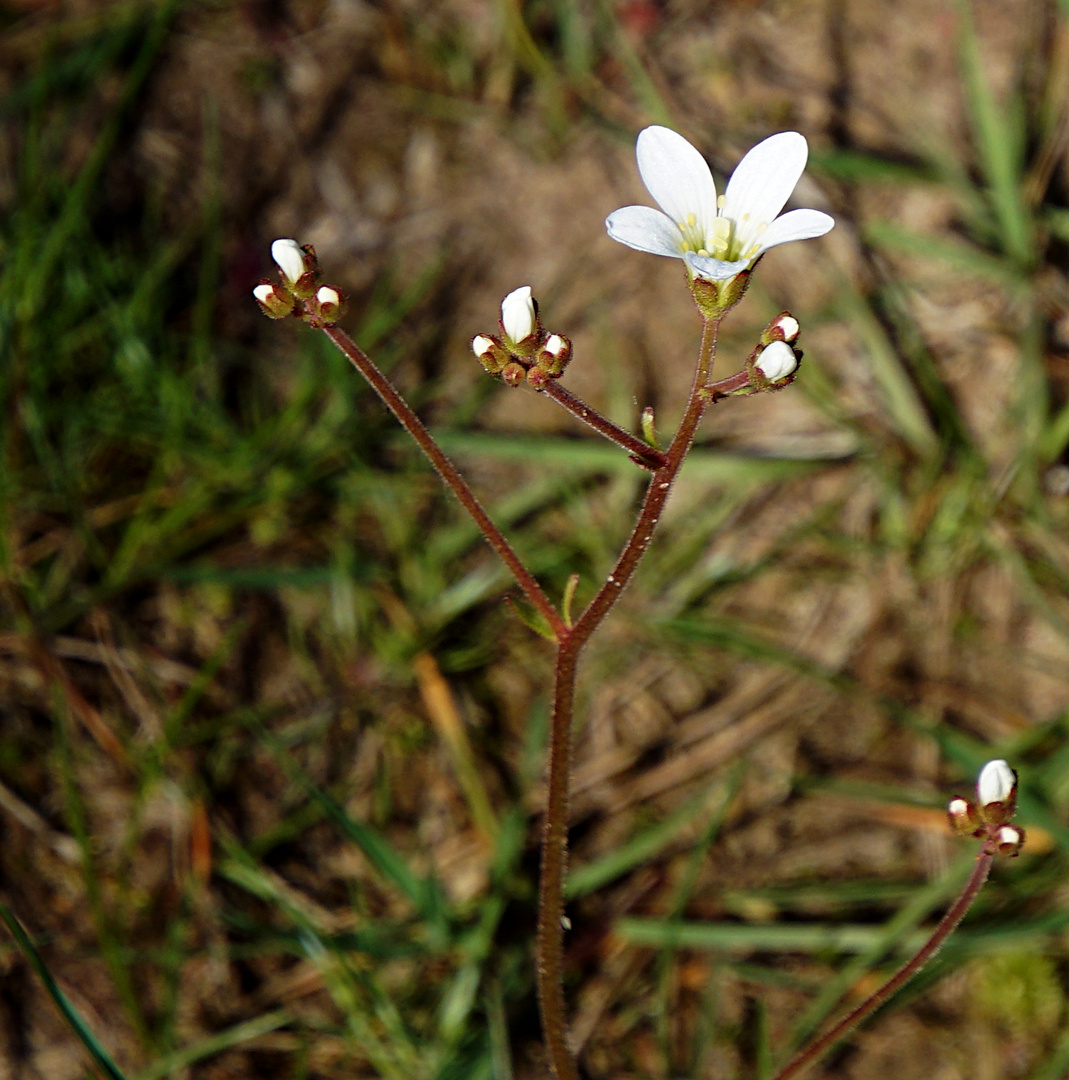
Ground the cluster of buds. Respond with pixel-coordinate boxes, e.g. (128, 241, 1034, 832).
(948, 759, 1025, 857)
(254, 239, 345, 328)
(702, 311, 803, 402)
(472, 286, 573, 389)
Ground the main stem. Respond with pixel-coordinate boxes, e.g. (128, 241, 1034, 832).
(769, 846, 995, 1080)
(322, 326, 566, 639)
(535, 317, 720, 1080)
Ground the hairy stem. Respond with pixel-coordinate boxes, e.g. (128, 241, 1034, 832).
(535, 317, 720, 1079)
(769, 846, 995, 1080)
(322, 325, 566, 639)
(539, 380, 667, 470)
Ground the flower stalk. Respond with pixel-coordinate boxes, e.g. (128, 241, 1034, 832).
(257, 126, 853, 1079)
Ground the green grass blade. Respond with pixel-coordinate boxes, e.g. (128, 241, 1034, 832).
(0, 901, 132, 1080)
(130, 1009, 293, 1080)
(956, 0, 1034, 266)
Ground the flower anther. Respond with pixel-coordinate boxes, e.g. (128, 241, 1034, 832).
(606, 127, 834, 282)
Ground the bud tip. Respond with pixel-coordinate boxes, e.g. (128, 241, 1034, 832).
(977, 759, 1016, 806)
(271, 238, 306, 285)
(501, 285, 536, 344)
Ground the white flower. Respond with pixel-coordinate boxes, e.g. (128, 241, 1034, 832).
(501, 285, 536, 343)
(316, 286, 340, 307)
(472, 335, 495, 357)
(545, 334, 565, 356)
(977, 759, 1016, 805)
(756, 341, 797, 382)
(253, 284, 276, 304)
(606, 127, 834, 281)
(271, 238, 307, 284)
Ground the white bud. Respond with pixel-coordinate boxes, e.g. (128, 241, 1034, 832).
(253, 284, 275, 304)
(317, 286, 340, 307)
(977, 759, 1016, 805)
(271, 238, 307, 284)
(997, 825, 1022, 846)
(756, 340, 797, 382)
(472, 335, 495, 357)
(545, 334, 565, 355)
(773, 314, 800, 342)
(947, 798, 970, 818)
(501, 285, 536, 343)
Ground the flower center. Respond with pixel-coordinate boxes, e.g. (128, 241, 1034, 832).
(677, 206, 770, 263)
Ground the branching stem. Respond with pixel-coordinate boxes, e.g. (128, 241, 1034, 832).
(323, 308, 989, 1080)
(322, 325, 566, 639)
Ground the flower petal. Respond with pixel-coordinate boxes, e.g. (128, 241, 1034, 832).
(685, 251, 751, 281)
(754, 208, 835, 255)
(721, 132, 809, 250)
(606, 205, 684, 258)
(635, 126, 718, 235)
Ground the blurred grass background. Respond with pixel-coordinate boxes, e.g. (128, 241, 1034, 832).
(3, 0, 1069, 1078)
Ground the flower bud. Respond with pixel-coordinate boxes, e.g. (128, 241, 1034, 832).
(947, 797, 979, 837)
(762, 312, 800, 345)
(501, 286, 536, 344)
(253, 280, 296, 319)
(976, 758, 1018, 827)
(472, 334, 509, 375)
(994, 824, 1025, 857)
(271, 239, 307, 285)
(271, 238, 318, 298)
(315, 285, 342, 325)
(977, 759, 1016, 807)
(501, 361, 527, 387)
(755, 340, 798, 383)
(536, 333, 572, 376)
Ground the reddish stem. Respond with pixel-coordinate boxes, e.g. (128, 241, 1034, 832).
(534, 317, 720, 1080)
(539, 380, 667, 470)
(321, 325, 566, 640)
(769, 846, 995, 1080)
